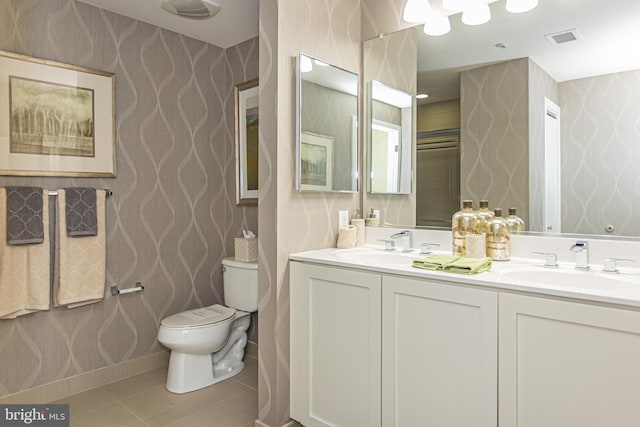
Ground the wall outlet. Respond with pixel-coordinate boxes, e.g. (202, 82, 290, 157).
(338, 210, 350, 231)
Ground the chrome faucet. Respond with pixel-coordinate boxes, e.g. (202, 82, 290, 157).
(570, 240, 590, 270)
(390, 230, 413, 252)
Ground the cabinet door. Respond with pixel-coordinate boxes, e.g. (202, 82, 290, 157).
(382, 276, 498, 427)
(290, 262, 382, 427)
(499, 293, 640, 427)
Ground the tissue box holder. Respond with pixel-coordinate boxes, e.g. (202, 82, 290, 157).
(235, 237, 257, 262)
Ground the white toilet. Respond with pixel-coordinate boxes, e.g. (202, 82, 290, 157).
(157, 257, 258, 394)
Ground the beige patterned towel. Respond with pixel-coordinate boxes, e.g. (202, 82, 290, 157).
(54, 189, 106, 308)
(0, 188, 50, 319)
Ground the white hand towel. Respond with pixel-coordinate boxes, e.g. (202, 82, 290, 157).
(0, 188, 50, 319)
(54, 189, 106, 308)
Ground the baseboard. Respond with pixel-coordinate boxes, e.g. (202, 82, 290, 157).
(0, 350, 169, 404)
(246, 340, 258, 359)
(254, 419, 300, 427)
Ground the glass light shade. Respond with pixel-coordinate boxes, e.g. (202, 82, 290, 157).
(461, 2, 491, 25)
(506, 0, 538, 13)
(403, 0, 429, 23)
(442, 0, 465, 12)
(423, 13, 451, 36)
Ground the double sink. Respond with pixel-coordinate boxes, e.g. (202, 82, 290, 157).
(330, 246, 640, 291)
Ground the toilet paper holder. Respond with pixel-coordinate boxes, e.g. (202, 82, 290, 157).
(111, 282, 144, 296)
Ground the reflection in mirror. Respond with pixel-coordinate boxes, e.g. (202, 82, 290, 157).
(363, 0, 640, 238)
(296, 53, 358, 193)
(369, 80, 413, 194)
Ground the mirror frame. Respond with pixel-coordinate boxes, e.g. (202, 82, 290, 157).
(295, 52, 359, 193)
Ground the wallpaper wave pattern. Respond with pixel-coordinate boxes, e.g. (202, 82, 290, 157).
(0, 0, 257, 396)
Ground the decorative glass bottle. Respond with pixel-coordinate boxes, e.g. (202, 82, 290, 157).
(452, 200, 478, 256)
(505, 207, 525, 233)
(474, 200, 494, 234)
(486, 208, 511, 260)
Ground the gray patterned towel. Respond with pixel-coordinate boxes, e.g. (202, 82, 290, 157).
(65, 188, 97, 237)
(6, 186, 44, 245)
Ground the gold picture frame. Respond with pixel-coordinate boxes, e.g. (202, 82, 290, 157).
(0, 50, 115, 177)
(300, 131, 333, 191)
(235, 78, 259, 205)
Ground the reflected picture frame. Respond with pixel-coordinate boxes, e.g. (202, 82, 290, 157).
(300, 131, 333, 191)
(235, 79, 259, 205)
(0, 50, 115, 177)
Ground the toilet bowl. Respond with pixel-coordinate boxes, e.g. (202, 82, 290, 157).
(157, 257, 258, 393)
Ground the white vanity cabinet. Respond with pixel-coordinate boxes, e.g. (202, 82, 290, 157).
(290, 261, 498, 427)
(382, 275, 498, 427)
(290, 262, 382, 427)
(499, 293, 640, 427)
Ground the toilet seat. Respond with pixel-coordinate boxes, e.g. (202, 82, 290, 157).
(161, 304, 236, 329)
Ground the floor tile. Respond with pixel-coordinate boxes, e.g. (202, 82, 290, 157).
(70, 401, 141, 427)
(234, 357, 257, 390)
(165, 388, 258, 427)
(52, 388, 115, 419)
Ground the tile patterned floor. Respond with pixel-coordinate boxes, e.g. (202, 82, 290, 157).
(53, 356, 258, 427)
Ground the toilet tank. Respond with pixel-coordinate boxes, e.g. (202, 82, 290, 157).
(222, 257, 258, 312)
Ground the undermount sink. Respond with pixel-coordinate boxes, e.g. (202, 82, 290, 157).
(332, 248, 419, 265)
(499, 268, 640, 290)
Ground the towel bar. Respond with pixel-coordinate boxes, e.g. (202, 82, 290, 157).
(48, 188, 113, 197)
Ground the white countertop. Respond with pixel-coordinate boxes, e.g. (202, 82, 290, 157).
(290, 246, 640, 309)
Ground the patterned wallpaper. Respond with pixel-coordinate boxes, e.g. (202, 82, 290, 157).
(0, 0, 258, 397)
(559, 70, 640, 236)
(258, 0, 361, 425)
(460, 58, 530, 222)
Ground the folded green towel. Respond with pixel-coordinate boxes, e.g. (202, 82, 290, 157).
(443, 257, 492, 275)
(412, 254, 492, 275)
(412, 254, 460, 270)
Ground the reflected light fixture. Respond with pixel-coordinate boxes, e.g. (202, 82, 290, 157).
(424, 12, 451, 36)
(403, 0, 429, 23)
(506, 0, 538, 13)
(416, 93, 430, 99)
(461, 2, 491, 25)
(300, 55, 312, 73)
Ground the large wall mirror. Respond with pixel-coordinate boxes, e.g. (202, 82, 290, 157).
(363, 0, 640, 238)
(296, 53, 358, 193)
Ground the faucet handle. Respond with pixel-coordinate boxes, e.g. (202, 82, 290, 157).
(602, 257, 636, 273)
(377, 239, 395, 251)
(420, 242, 440, 255)
(533, 251, 558, 268)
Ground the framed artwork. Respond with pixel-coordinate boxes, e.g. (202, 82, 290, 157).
(0, 50, 115, 177)
(300, 131, 333, 191)
(235, 79, 259, 205)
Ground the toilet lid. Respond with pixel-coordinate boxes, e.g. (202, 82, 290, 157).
(161, 304, 236, 328)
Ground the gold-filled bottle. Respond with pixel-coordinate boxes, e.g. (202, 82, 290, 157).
(486, 208, 511, 260)
(505, 207, 525, 233)
(452, 200, 478, 256)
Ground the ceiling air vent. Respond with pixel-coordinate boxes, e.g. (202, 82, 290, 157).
(161, 0, 220, 20)
(545, 28, 581, 46)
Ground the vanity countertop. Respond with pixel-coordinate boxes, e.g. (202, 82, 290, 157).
(290, 246, 640, 309)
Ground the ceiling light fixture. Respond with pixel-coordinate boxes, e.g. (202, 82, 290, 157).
(424, 12, 451, 36)
(405, 0, 538, 36)
(462, 2, 491, 25)
(161, 0, 220, 20)
(505, 0, 538, 13)
(416, 93, 430, 99)
(403, 0, 430, 23)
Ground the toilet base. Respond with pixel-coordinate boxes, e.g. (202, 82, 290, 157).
(165, 317, 250, 394)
